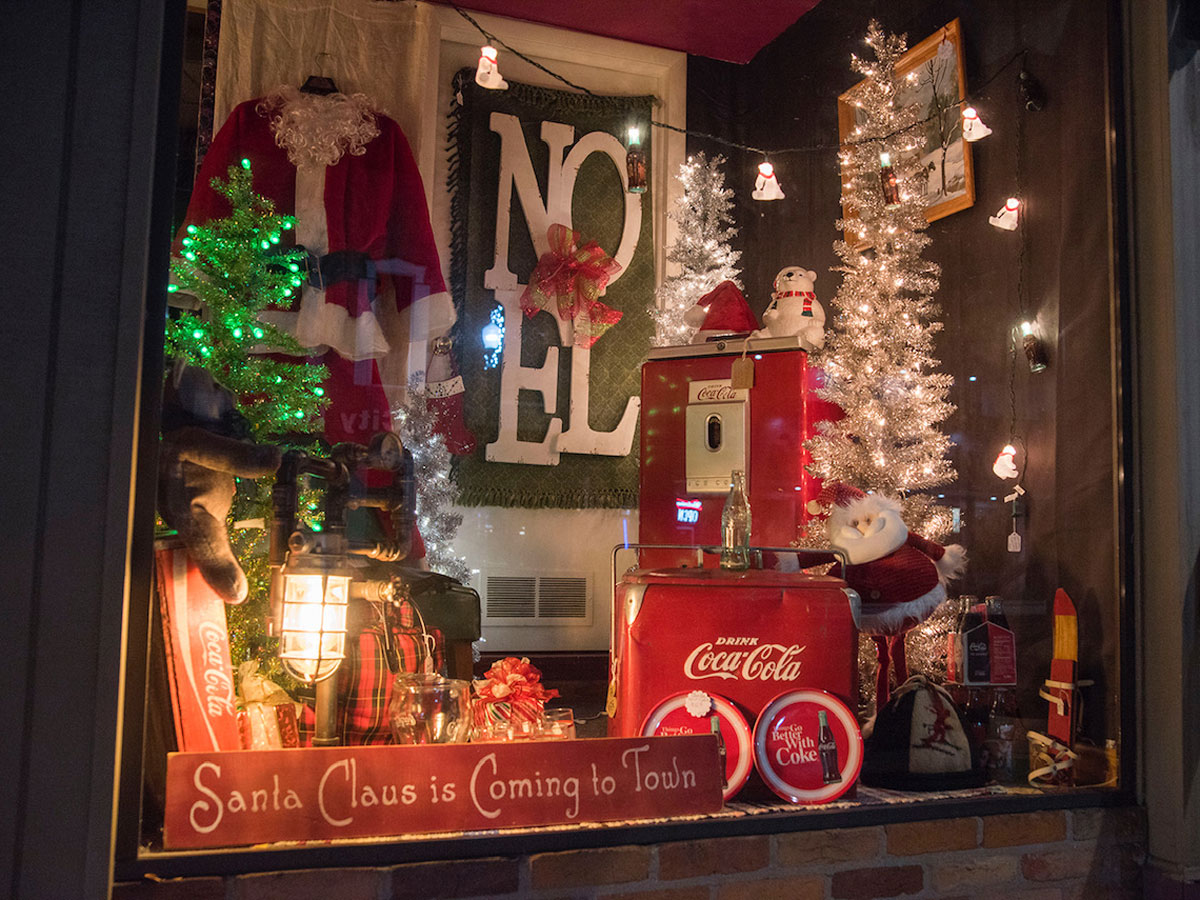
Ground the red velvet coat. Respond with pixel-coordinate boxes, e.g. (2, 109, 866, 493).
(832, 532, 947, 635)
(180, 97, 448, 445)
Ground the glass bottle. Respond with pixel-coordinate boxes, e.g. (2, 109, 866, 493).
(949, 594, 978, 682)
(818, 710, 841, 784)
(984, 595, 1011, 630)
(625, 143, 647, 193)
(879, 151, 901, 207)
(964, 597, 990, 684)
(720, 469, 751, 570)
(710, 715, 728, 790)
(984, 687, 1026, 784)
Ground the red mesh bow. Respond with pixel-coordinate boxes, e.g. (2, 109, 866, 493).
(520, 224, 623, 348)
(473, 656, 559, 705)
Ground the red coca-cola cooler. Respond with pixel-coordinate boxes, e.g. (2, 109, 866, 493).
(638, 340, 842, 570)
(607, 560, 861, 739)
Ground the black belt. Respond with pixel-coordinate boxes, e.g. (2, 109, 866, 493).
(302, 248, 377, 298)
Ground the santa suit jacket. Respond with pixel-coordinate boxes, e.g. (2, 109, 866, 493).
(832, 532, 948, 635)
(179, 95, 451, 445)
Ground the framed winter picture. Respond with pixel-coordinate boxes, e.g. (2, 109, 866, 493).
(837, 18, 974, 227)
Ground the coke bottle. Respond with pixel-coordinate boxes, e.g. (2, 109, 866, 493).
(818, 710, 841, 784)
(710, 715, 728, 789)
(964, 598, 990, 683)
(984, 688, 1026, 784)
(720, 469, 751, 570)
(948, 594, 978, 682)
(985, 595, 1011, 630)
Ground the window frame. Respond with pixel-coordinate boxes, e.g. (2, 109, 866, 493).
(112, 0, 1138, 879)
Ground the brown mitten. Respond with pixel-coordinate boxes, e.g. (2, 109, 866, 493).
(159, 427, 281, 603)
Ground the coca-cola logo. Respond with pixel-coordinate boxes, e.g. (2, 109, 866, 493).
(197, 621, 235, 718)
(695, 384, 739, 402)
(684, 640, 806, 682)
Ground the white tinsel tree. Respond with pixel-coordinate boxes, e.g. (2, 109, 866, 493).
(652, 152, 742, 346)
(393, 374, 469, 583)
(808, 20, 956, 542)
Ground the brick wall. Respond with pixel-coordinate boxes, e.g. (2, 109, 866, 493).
(113, 807, 1144, 900)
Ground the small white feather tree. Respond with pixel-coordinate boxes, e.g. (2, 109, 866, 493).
(652, 152, 742, 346)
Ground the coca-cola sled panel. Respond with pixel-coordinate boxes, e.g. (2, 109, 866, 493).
(608, 566, 860, 738)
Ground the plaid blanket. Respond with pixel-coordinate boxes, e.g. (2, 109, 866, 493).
(299, 597, 445, 745)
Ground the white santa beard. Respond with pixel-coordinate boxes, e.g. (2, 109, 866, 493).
(831, 508, 908, 565)
(256, 92, 393, 362)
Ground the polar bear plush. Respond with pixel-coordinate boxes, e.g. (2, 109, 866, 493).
(752, 266, 826, 350)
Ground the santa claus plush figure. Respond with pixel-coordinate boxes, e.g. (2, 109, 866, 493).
(818, 482, 967, 708)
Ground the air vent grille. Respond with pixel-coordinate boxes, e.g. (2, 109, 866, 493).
(485, 576, 536, 618)
(482, 572, 592, 625)
(537, 577, 588, 618)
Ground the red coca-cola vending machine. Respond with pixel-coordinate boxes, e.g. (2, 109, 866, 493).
(607, 340, 859, 787)
(637, 340, 841, 568)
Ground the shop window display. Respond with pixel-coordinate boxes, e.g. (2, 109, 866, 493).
(135, 0, 1127, 857)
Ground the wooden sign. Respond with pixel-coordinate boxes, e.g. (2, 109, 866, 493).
(164, 736, 723, 848)
(155, 545, 241, 752)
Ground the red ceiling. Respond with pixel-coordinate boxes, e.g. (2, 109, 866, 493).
(435, 1, 823, 65)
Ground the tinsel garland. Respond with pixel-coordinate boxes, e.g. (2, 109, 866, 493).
(807, 21, 956, 543)
(651, 153, 742, 346)
(393, 374, 469, 583)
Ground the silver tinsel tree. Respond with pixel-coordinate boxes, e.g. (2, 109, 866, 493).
(808, 20, 956, 542)
(809, 22, 960, 710)
(393, 375, 469, 583)
(651, 153, 742, 346)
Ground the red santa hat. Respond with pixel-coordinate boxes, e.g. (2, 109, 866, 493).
(692, 281, 759, 334)
(807, 480, 865, 516)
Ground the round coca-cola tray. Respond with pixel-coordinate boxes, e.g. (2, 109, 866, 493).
(640, 691, 753, 802)
(752, 689, 862, 804)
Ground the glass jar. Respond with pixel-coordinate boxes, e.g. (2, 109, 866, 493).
(388, 673, 472, 744)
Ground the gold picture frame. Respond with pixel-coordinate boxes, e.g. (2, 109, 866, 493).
(837, 18, 974, 230)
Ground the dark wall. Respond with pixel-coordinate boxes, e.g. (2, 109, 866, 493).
(687, 0, 1122, 741)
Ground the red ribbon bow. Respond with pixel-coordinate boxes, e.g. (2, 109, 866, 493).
(473, 656, 560, 705)
(520, 224, 623, 348)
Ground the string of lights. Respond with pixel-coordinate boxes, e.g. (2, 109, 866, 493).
(451, 3, 1028, 160)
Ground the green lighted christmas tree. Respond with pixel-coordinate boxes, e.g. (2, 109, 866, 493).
(166, 158, 330, 689)
(166, 157, 328, 437)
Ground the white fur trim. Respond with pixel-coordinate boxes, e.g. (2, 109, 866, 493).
(294, 163, 329, 254)
(260, 284, 391, 360)
(426, 375, 465, 399)
(408, 290, 453, 343)
(859, 583, 946, 635)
